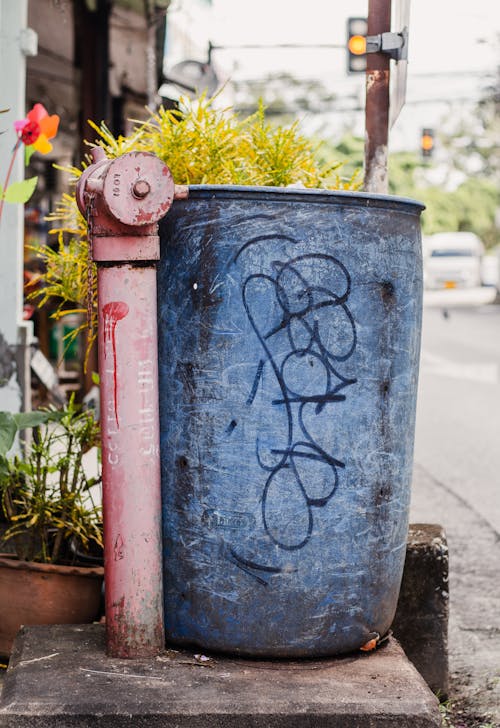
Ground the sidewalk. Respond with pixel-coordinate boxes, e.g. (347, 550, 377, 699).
(411, 463, 500, 726)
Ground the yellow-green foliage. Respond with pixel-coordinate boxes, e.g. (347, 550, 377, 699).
(31, 95, 361, 351)
(89, 97, 359, 188)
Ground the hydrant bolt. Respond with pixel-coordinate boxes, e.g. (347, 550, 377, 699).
(133, 179, 151, 199)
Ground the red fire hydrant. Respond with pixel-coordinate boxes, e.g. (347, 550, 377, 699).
(76, 148, 187, 658)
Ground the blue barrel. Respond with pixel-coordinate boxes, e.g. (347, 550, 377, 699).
(157, 186, 424, 657)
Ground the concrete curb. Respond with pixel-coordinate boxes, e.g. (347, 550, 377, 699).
(393, 524, 449, 698)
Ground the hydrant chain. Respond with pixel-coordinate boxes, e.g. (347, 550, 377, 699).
(85, 193, 96, 332)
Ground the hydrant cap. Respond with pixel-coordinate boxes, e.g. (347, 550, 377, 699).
(101, 152, 174, 227)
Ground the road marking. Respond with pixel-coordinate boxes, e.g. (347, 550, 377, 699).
(420, 351, 498, 384)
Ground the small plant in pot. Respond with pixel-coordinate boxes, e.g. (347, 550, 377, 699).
(0, 396, 103, 657)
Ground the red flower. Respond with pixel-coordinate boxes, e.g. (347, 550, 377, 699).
(19, 120, 40, 145)
(14, 103, 59, 154)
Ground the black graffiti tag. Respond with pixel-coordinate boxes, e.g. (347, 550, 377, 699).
(239, 248, 357, 553)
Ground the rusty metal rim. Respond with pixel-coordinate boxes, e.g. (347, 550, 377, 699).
(0, 553, 104, 578)
(183, 184, 425, 214)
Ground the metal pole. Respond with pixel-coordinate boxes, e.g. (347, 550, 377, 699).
(364, 0, 392, 194)
(76, 150, 187, 658)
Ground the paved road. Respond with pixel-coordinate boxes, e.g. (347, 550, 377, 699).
(410, 288, 500, 724)
(414, 289, 500, 534)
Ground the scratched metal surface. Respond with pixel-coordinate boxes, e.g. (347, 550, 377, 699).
(157, 186, 424, 657)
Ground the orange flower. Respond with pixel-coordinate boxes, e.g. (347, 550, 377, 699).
(14, 103, 59, 154)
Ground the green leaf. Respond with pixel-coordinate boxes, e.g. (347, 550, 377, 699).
(25, 145, 35, 166)
(91, 372, 100, 385)
(13, 411, 52, 430)
(43, 409, 66, 424)
(0, 412, 18, 457)
(3, 176, 38, 204)
(0, 455, 9, 480)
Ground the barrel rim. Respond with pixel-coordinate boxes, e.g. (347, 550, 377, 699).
(182, 184, 425, 213)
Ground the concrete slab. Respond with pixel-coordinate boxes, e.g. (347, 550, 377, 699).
(0, 624, 441, 727)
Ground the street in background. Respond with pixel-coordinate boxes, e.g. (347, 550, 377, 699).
(412, 289, 500, 721)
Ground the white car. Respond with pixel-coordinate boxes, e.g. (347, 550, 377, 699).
(423, 232, 485, 290)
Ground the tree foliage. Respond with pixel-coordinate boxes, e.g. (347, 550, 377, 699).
(232, 73, 338, 119)
(319, 130, 500, 249)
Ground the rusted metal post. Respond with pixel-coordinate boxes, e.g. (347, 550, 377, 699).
(76, 149, 187, 658)
(364, 0, 392, 194)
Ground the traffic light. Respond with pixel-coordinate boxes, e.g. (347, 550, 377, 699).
(347, 17, 368, 74)
(421, 128, 434, 158)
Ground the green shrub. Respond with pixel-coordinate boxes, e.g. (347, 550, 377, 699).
(29, 95, 360, 354)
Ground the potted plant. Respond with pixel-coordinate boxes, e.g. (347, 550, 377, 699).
(0, 396, 103, 657)
(30, 96, 425, 658)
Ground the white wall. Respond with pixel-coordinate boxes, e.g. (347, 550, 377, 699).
(0, 0, 31, 413)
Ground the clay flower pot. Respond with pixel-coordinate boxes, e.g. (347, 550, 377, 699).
(0, 554, 103, 657)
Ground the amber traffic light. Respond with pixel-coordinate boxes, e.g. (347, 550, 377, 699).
(348, 35, 367, 56)
(347, 17, 368, 73)
(421, 128, 434, 158)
